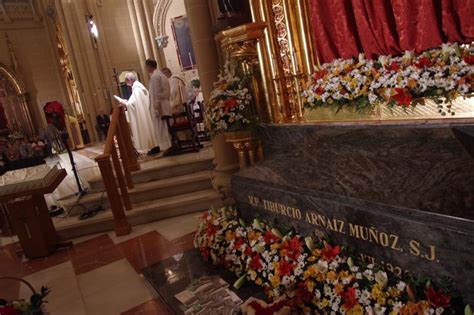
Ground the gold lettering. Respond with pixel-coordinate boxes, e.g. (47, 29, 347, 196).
(305, 212, 312, 224)
(409, 240, 421, 256)
(337, 220, 345, 233)
(349, 223, 360, 238)
(359, 226, 369, 240)
(294, 208, 302, 220)
(424, 245, 437, 261)
(379, 232, 389, 247)
(368, 227, 379, 244)
(390, 234, 402, 251)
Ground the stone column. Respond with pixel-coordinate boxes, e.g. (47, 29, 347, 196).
(184, 0, 238, 195)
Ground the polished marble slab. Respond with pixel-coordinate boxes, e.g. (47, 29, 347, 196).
(232, 123, 474, 304)
(142, 249, 266, 315)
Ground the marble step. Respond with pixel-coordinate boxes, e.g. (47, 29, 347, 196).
(88, 158, 213, 190)
(61, 171, 213, 216)
(56, 188, 223, 240)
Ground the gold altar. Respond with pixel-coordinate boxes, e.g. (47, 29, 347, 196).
(215, 0, 474, 125)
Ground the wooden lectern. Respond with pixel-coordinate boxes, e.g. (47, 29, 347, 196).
(0, 164, 70, 259)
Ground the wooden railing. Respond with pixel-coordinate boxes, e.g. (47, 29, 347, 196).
(95, 103, 139, 236)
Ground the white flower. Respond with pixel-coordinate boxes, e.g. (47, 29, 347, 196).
(396, 281, 406, 291)
(374, 271, 388, 288)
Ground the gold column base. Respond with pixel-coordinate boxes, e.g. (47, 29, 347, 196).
(224, 131, 264, 169)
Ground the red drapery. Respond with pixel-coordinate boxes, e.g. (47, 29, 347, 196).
(310, 0, 474, 63)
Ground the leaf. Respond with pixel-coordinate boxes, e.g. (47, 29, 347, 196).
(465, 305, 473, 315)
(233, 274, 247, 289)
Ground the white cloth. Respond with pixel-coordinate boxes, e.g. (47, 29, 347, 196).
(149, 70, 172, 150)
(122, 81, 158, 152)
(169, 74, 188, 113)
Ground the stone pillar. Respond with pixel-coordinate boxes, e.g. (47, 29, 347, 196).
(184, 0, 238, 195)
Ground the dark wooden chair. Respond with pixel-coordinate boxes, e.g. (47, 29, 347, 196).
(161, 102, 202, 155)
(192, 101, 210, 142)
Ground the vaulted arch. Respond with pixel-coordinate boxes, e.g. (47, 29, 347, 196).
(0, 63, 26, 95)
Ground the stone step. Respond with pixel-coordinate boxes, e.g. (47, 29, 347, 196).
(88, 158, 213, 190)
(56, 189, 223, 240)
(60, 171, 213, 216)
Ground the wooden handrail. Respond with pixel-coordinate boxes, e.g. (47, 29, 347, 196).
(97, 103, 122, 159)
(94, 102, 137, 236)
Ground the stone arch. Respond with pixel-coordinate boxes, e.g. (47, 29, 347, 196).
(0, 63, 35, 135)
(152, 0, 172, 48)
(0, 63, 26, 95)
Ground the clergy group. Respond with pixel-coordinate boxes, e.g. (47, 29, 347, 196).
(116, 58, 189, 154)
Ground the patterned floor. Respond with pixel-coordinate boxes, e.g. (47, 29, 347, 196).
(0, 213, 202, 315)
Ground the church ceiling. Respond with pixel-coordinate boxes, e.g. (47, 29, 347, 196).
(0, 0, 42, 28)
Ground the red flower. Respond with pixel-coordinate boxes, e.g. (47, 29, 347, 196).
(415, 56, 433, 68)
(234, 237, 245, 250)
(314, 86, 325, 95)
(247, 300, 288, 315)
(392, 88, 412, 107)
(295, 282, 313, 305)
(224, 98, 238, 111)
(281, 236, 302, 260)
(200, 247, 210, 262)
(206, 223, 218, 237)
(321, 242, 341, 261)
(279, 260, 294, 277)
(339, 287, 358, 310)
(263, 230, 280, 244)
(387, 61, 400, 72)
(425, 287, 451, 308)
(250, 254, 263, 271)
(0, 306, 20, 315)
(463, 54, 474, 65)
(244, 246, 253, 256)
(313, 69, 328, 81)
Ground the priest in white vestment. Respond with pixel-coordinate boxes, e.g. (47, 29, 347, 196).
(115, 72, 158, 152)
(146, 59, 172, 150)
(161, 67, 188, 114)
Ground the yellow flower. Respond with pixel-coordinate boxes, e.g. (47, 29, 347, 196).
(225, 230, 235, 241)
(371, 284, 383, 299)
(407, 79, 417, 89)
(270, 243, 281, 251)
(270, 274, 281, 287)
(326, 271, 337, 282)
(306, 280, 314, 292)
(256, 278, 263, 285)
(346, 304, 363, 315)
(338, 270, 353, 283)
(388, 287, 401, 298)
(321, 298, 329, 308)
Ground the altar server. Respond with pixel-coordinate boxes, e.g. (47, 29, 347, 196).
(146, 59, 172, 151)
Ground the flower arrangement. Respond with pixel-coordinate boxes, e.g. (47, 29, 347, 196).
(205, 59, 255, 135)
(0, 277, 50, 315)
(194, 207, 471, 314)
(303, 42, 473, 115)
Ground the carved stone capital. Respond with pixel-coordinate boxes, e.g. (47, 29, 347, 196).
(155, 35, 169, 49)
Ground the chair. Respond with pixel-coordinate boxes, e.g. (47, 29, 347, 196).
(192, 101, 210, 142)
(161, 102, 202, 155)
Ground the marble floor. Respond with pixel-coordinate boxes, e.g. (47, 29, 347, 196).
(0, 212, 202, 314)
